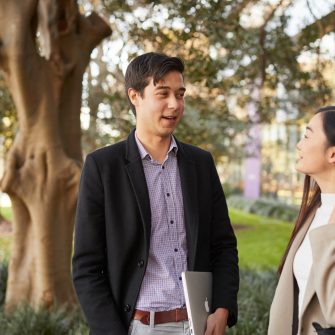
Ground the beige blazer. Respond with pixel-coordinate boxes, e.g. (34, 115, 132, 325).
(268, 212, 335, 335)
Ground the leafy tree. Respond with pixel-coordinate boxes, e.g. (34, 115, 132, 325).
(81, 0, 334, 161)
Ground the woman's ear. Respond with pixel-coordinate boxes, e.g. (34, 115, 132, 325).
(328, 146, 335, 164)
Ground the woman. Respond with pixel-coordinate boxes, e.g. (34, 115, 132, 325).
(268, 106, 335, 335)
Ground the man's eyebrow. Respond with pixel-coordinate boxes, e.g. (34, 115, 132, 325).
(155, 85, 186, 92)
(306, 126, 313, 132)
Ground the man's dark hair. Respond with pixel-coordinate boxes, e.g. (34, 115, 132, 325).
(125, 52, 184, 115)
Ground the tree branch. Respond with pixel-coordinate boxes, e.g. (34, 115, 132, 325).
(293, 10, 335, 45)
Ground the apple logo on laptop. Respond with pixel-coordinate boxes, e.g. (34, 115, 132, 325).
(204, 297, 210, 313)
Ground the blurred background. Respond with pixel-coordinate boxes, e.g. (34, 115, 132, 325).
(0, 0, 334, 334)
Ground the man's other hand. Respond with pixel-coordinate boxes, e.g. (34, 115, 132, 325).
(204, 308, 229, 335)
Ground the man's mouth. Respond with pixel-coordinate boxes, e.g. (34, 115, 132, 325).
(162, 116, 177, 120)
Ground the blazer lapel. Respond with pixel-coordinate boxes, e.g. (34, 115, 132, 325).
(125, 130, 152, 254)
(177, 142, 199, 270)
(268, 212, 316, 335)
(287, 212, 316, 317)
(299, 212, 318, 317)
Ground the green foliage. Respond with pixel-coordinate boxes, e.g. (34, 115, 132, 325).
(0, 207, 13, 222)
(3, 1, 333, 159)
(226, 269, 277, 335)
(0, 237, 11, 262)
(0, 259, 277, 335)
(0, 262, 89, 335)
(0, 305, 89, 335)
(0, 261, 8, 306)
(0, 205, 288, 333)
(222, 183, 243, 198)
(228, 195, 298, 222)
(0, 0, 333, 162)
(87, 0, 334, 156)
(0, 75, 17, 152)
(231, 208, 292, 269)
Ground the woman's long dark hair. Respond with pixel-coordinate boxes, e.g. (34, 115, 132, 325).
(278, 105, 335, 273)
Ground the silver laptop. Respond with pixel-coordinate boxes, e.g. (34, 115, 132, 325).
(181, 271, 212, 335)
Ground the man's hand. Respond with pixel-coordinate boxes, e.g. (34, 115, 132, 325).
(204, 308, 229, 335)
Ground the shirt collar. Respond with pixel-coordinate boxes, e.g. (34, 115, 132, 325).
(135, 131, 178, 161)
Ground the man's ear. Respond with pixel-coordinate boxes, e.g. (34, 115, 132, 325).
(328, 146, 335, 164)
(128, 88, 140, 107)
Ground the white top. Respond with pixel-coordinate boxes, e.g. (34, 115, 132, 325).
(293, 193, 335, 316)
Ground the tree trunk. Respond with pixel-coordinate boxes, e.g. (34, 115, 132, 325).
(0, 0, 111, 310)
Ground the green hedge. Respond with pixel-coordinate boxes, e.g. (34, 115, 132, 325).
(0, 305, 89, 335)
(227, 195, 298, 222)
(226, 270, 277, 335)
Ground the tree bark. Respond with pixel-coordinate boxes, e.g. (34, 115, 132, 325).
(0, 0, 111, 310)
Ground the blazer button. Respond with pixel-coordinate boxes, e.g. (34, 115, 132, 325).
(124, 304, 131, 312)
(137, 259, 145, 268)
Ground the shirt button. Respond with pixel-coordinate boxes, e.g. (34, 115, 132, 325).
(123, 304, 131, 312)
(137, 259, 145, 268)
(179, 276, 182, 280)
(174, 248, 178, 252)
(170, 220, 174, 224)
(167, 193, 170, 197)
(162, 166, 165, 169)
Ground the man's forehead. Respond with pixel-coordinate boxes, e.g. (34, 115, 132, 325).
(151, 75, 185, 89)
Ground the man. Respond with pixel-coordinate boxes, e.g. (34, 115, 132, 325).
(72, 52, 239, 335)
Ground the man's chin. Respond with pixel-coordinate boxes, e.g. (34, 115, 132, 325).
(159, 128, 175, 137)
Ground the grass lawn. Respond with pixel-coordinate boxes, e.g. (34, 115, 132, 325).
(0, 207, 293, 269)
(230, 208, 293, 270)
(0, 207, 13, 221)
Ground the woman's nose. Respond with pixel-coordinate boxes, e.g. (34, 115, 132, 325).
(296, 139, 302, 150)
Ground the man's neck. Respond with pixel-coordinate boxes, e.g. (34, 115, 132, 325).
(136, 131, 172, 164)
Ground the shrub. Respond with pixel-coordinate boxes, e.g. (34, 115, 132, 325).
(0, 260, 277, 335)
(226, 269, 277, 335)
(222, 183, 243, 198)
(0, 261, 89, 335)
(0, 305, 89, 335)
(227, 195, 298, 222)
(0, 260, 8, 306)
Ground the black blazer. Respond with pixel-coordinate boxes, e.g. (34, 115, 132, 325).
(72, 130, 239, 335)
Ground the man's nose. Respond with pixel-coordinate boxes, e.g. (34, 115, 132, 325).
(168, 95, 178, 109)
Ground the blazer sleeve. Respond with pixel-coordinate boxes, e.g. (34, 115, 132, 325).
(72, 154, 127, 335)
(310, 224, 335, 326)
(208, 154, 239, 327)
